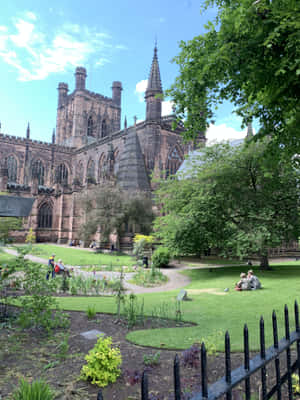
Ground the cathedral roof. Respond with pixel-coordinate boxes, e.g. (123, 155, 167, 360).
(146, 45, 163, 93)
(117, 127, 151, 192)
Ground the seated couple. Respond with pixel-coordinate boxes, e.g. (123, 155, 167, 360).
(54, 259, 71, 277)
(235, 270, 261, 291)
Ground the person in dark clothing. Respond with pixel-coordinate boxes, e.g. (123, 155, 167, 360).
(46, 254, 55, 280)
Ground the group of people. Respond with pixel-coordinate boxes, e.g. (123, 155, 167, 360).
(46, 254, 71, 280)
(235, 270, 261, 291)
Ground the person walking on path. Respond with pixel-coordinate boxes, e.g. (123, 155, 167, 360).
(46, 254, 56, 280)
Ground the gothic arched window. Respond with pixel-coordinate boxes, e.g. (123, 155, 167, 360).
(87, 116, 94, 137)
(86, 159, 95, 182)
(6, 155, 17, 183)
(38, 203, 52, 228)
(31, 159, 44, 185)
(101, 120, 107, 138)
(166, 146, 183, 178)
(55, 163, 68, 184)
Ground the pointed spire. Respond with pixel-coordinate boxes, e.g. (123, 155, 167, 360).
(133, 116, 137, 127)
(246, 122, 254, 139)
(52, 128, 56, 144)
(124, 116, 127, 130)
(26, 123, 30, 139)
(146, 44, 162, 93)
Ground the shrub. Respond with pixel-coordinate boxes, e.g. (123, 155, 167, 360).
(152, 247, 171, 268)
(143, 351, 161, 367)
(25, 228, 36, 244)
(86, 304, 97, 319)
(13, 378, 54, 400)
(80, 336, 122, 387)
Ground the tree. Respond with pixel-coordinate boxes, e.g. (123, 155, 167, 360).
(169, 0, 300, 152)
(154, 140, 300, 268)
(80, 184, 154, 248)
(0, 217, 23, 244)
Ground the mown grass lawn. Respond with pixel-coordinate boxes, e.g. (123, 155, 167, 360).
(0, 249, 17, 264)
(55, 262, 300, 351)
(14, 244, 136, 266)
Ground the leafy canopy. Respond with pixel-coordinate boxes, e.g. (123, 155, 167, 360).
(169, 0, 300, 152)
(155, 140, 300, 267)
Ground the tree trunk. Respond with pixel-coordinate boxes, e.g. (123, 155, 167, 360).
(259, 254, 271, 270)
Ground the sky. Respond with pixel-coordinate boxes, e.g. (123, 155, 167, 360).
(0, 0, 251, 146)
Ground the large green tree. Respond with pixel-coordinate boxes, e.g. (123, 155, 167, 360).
(169, 0, 300, 152)
(154, 140, 300, 268)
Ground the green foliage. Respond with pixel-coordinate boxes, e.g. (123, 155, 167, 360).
(86, 304, 97, 319)
(80, 336, 122, 387)
(155, 140, 300, 268)
(60, 274, 69, 293)
(130, 269, 168, 287)
(292, 374, 300, 395)
(56, 334, 69, 361)
(0, 217, 22, 244)
(13, 378, 54, 400)
(17, 254, 69, 333)
(25, 228, 36, 244)
(80, 184, 154, 245)
(143, 351, 161, 367)
(152, 247, 172, 268)
(121, 293, 145, 328)
(168, 0, 300, 152)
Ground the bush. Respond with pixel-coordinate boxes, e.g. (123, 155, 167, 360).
(152, 247, 172, 268)
(81, 336, 122, 387)
(13, 378, 54, 400)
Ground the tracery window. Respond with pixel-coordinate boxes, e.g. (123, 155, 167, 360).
(87, 116, 94, 137)
(31, 159, 44, 185)
(101, 120, 107, 138)
(6, 155, 17, 183)
(38, 203, 52, 228)
(55, 163, 68, 184)
(166, 146, 183, 178)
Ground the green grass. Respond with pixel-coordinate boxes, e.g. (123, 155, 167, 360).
(14, 244, 136, 267)
(178, 256, 244, 266)
(0, 248, 17, 264)
(54, 263, 300, 351)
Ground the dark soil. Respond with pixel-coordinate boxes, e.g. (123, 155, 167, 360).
(0, 309, 298, 400)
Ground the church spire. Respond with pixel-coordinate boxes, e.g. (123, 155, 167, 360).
(145, 44, 163, 121)
(146, 44, 162, 93)
(26, 123, 30, 139)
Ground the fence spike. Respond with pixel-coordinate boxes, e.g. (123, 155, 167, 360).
(260, 316, 267, 398)
(295, 300, 299, 332)
(225, 331, 232, 400)
(243, 324, 251, 400)
(174, 354, 181, 400)
(141, 370, 148, 400)
(284, 305, 293, 399)
(201, 342, 208, 399)
(272, 310, 281, 399)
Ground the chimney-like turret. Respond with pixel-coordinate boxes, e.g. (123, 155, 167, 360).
(75, 67, 87, 90)
(26, 122, 30, 139)
(112, 81, 122, 107)
(57, 82, 69, 108)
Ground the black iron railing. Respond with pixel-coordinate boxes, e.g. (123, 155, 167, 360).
(97, 301, 300, 400)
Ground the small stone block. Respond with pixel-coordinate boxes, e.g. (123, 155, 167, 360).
(177, 289, 187, 301)
(80, 329, 105, 340)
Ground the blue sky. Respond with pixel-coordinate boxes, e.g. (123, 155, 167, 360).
(0, 0, 249, 144)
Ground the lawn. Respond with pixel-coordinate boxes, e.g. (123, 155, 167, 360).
(0, 248, 17, 264)
(55, 263, 300, 352)
(14, 244, 136, 267)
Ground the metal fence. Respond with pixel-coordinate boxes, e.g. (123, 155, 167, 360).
(97, 301, 300, 400)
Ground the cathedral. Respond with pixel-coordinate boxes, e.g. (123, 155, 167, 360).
(0, 46, 205, 246)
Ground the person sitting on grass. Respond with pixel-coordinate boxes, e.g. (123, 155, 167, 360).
(235, 272, 250, 291)
(247, 269, 261, 290)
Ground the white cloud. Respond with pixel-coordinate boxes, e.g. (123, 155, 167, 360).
(162, 100, 174, 116)
(135, 79, 148, 102)
(206, 123, 248, 145)
(0, 13, 125, 81)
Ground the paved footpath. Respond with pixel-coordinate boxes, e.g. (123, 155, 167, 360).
(3, 248, 191, 294)
(3, 248, 295, 295)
